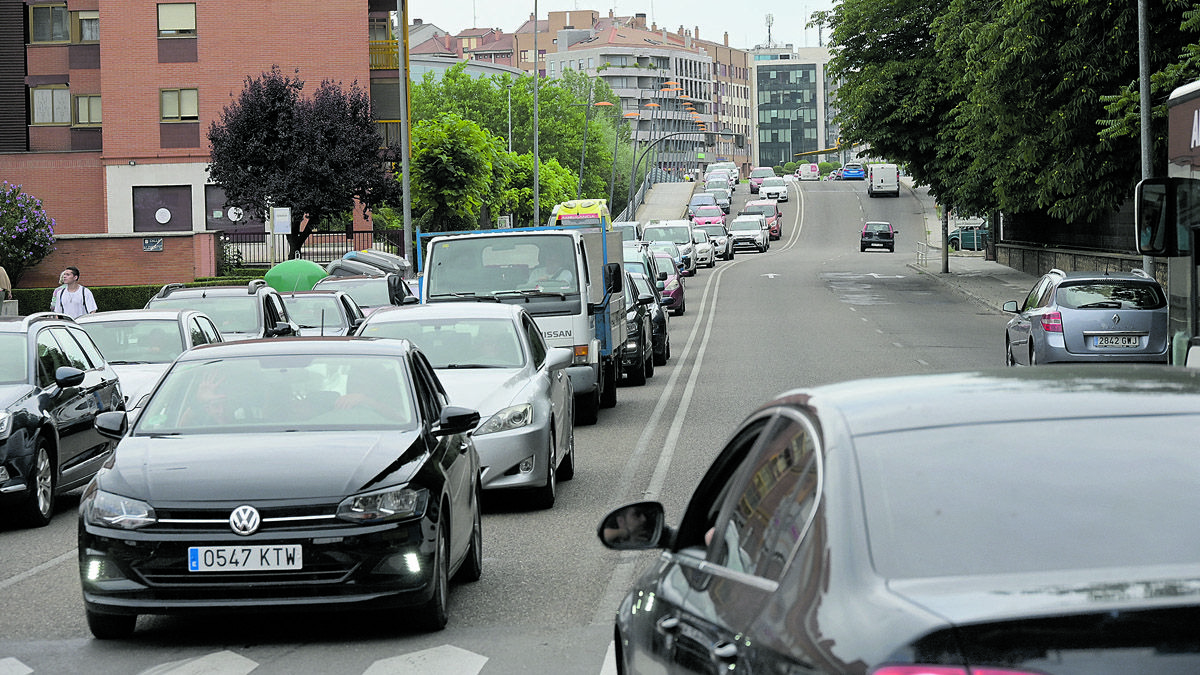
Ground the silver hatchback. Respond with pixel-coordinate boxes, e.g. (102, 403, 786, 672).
(1002, 268, 1168, 365)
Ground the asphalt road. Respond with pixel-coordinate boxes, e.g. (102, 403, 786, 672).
(0, 178, 1010, 675)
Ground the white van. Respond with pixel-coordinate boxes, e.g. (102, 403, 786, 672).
(797, 163, 820, 181)
(867, 164, 900, 198)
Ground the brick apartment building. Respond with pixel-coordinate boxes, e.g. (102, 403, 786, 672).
(0, 0, 370, 288)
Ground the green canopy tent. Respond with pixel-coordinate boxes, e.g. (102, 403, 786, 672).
(264, 258, 328, 293)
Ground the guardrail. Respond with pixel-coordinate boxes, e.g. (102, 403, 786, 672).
(915, 242, 931, 267)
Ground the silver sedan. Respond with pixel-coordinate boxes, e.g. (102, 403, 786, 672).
(356, 303, 575, 509)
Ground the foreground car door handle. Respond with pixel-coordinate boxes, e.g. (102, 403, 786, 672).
(710, 640, 738, 664)
(655, 616, 680, 635)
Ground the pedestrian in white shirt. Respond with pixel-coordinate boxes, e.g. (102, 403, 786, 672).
(50, 266, 97, 319)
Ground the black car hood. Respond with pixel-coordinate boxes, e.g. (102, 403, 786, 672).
(101, 430, 427, 502)
(0, 383, 35, 411)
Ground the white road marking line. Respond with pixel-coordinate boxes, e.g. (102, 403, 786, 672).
(0, 657, 32, 675)
(363, 645, 487, 675)
(0, 550, 74, 592)
(139, 650, 257, 675)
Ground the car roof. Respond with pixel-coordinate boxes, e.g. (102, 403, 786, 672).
(774, 366, 1200, 436)
(1050, 269, 1155, 282)
(363, 302, 524, 323)
(0, 313, 76, 332)
(315, 274, 389, 283)
(745, 199, 778, 207)
(75, 309, 195, 323)
(178, 335, 416, 361)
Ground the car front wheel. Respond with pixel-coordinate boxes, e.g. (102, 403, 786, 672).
(21, 441, 55, 528)
(414, 524, 450, 631)
(86, 610, 136, 640)
(533, 435, 557, 510)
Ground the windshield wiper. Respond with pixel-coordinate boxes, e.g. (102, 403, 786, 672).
(428, 291, 501, 302)
(495, 289, 568, 300)
(444, 363, 506, 369)
(107, 360, 155, 365)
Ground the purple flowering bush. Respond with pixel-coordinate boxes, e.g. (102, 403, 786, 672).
(0, 181, 56, 286)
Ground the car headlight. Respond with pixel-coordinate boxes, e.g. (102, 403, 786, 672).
(0, 412, 10, 441)
(475, 403, 533, 436)
(337, 485, 428, 523)
(83, 487, 157, 530)
(665, 279, 679, 292)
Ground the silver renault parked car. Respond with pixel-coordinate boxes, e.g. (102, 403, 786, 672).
(1002, 268, 1169, 365)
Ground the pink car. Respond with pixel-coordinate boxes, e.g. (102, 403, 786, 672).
(690, 205, 726, 227)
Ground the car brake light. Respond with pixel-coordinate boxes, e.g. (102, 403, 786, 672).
(1040, 312, 1063, 333)
(873, 662, 1051, 667)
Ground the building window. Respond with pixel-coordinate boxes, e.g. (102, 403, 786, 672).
(158, 3, 196, 38)
(75, 95, 101, 126)
(161, 88, 198, 121)
(31, 87, 71, 125)
(72, 10, 99, 42)
(30, 4, 69, 43)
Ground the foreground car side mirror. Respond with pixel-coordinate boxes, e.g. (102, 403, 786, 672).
(54, 366, 86, 389)
(546, 347, 573, 371)
(1002, 301, 1019, 313)
(436, 405, 481, 437)
(95, 411, 129, 440)
(597, 501, 669, 550)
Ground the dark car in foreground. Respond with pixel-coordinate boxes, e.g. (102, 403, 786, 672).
(79, 338, 482, 638)
(860, 220, 895, 252)
(599, 367, 1200, 674)
(1003, 268, 1168, 365)
(1, 313, 124, 527)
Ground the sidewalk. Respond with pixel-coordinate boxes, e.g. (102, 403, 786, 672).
(900, 176, 1037, 313)
(635, 181, 696, 222)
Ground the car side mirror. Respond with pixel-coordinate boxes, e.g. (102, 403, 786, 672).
(95, 410, 128, 440)
(1002, 301, 1019, 313)
(401, 296, 420, 305)
(54, 366, 86, 389)
(605, 263, 623, 294)
(597, 501, 668, 550)
(435, 405, 481, 437)
(546, 347, 573, 371)
(656, 280, 665, 292)
(638, 293, 654, 306)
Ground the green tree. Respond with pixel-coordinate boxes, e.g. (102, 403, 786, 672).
(503, 154, 576, 226)
(207, 66, 400, 256)
(410, 113, 509, 233)
(0, 182, 56, 286)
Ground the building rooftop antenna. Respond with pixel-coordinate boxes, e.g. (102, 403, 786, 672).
(765, 13, 774, 48)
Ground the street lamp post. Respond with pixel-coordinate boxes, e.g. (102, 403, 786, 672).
(577, 78, 594, 199)
(507, 82, 512, 153)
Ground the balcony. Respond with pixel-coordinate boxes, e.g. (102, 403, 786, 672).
(370, 40, 399, 70)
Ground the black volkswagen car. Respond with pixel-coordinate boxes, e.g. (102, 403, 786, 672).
(599, 367, 1200, 674)
(1, 313, 123, 527)
(79, 338, 481, 638)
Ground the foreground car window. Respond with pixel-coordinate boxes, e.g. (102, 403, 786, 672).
(136, 354, 416, 433)
(0, 334, 27, 384)
(855, 415, 1200, 578)
(360, 318, 525, 369)
(1055, 282, 1166, 310)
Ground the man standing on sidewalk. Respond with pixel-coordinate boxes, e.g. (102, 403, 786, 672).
(50, 266, 97, 318)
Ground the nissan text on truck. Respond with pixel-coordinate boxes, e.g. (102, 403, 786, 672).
(419, 209, 626, 425)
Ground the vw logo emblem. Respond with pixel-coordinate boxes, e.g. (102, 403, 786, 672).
(229, 505, 261, 535)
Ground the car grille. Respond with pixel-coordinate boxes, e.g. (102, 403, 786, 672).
(152, 504, 345, 534)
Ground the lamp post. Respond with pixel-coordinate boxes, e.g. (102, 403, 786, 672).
(507, 82, 513, 153)
(577, 78, 595, 199)
(617, 110, 637, 209)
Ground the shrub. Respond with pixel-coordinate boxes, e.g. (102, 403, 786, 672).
(0, 182, 56, 286)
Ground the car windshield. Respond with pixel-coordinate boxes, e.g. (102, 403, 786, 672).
(865, 223, 892, 233)
(1055, 281, 1166, 310)
(315, 278, 391, 307)
(762, 177, 785, 187)
(624, 260, 649, 277)
(692, 231, 708, 244)
(695, 206, 723, 217)
(649, 242, 681, 258)
(359, 318, 525, 369)
(730, 219, 761, 232)
(0, 334, 27, 384)
(689, 195, 716, 206)
(135, 353, 416, 434)
(630, 274, 653, 297)
(856, 417, 1200, 578)
(284, 296, 348, 328)
(696, 226, 724, 237)
(426, 234, 579, 296)
(643, 226, 691, 245)
(150, 296, 259, 335)
(750, 168, 775, 178)
(80, 319, 184, 364)
(653, 254, 677, 275)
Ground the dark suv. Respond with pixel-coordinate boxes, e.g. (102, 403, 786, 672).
(145, 279, 298, 341)
(0, 313, 124, 526)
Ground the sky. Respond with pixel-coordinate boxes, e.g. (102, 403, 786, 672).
(405, 0, 838, 52)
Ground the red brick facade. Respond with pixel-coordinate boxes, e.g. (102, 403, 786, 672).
(24, 232, 217, 289)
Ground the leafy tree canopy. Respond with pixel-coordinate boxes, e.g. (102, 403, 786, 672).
(207, 66, 400, 255)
